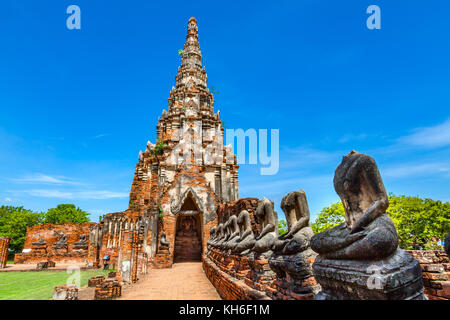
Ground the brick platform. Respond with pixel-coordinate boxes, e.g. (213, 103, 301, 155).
(88, 276, 105, 287)
(203, 256, 270, 300)
(94, 279, 122, 300)
(53, 285, 78, 300)
(406, 250, 450, 300)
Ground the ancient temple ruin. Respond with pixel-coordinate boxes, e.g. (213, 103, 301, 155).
(16, 17, 239, 281)
(14, 17, 445, 301)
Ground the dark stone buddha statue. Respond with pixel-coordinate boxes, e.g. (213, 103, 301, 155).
(310, 151, 426, 300)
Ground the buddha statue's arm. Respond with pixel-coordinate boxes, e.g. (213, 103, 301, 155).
(350, 198, 388, 233)
(240, 229, 252, 240)
(312, 225, 368, 253)
(280, 216, 309, 240)
(230, 230, 240, 239)
(350, 159, 389, 234)
(256, 223, 275, 240)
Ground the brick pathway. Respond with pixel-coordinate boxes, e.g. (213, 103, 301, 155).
(118, 262, 221, 300)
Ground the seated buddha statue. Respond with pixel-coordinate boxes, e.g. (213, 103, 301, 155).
(310, 151, 426, 300)
(223, 215, 240, 251)
(252, 197, 278, 256)
(207, 226, 217, 249)
(211, 223, 224, 248)
(216, 221, 230, 250)
(272, 190, 314, 255)
(310, 151, 398, 260)
(232, 210, 256, 255)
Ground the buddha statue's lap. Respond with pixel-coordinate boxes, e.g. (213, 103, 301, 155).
(282, 226, 314, 255)
(311, 213, 397, 260)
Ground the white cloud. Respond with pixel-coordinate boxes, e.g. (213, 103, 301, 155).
(19, 189, 128, 200)
(280, 146, 343, 169)
(398, 119, 450, 149)
(382, 162, 450, 179)
(240, 174, 333, 194)
(338, 133, 368, 144)
(90, 133, 110, 139)
(12, 173, 82, 185)
(3, 197, 14, 202)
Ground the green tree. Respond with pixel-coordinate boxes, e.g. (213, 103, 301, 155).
(44, 204, 90, 225)
(278, 219, 288, 236)
(388, 195, 450, 249)
(311, 194, 450, 250)
(311, 202, 345, 234)
(0, 206, 44, 253)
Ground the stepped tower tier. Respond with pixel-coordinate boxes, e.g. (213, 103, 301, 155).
(127, 17, 239, 264)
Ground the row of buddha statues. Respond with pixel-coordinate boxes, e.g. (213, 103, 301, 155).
(207, 190, 312, 257)
(207, 151, 427, 300)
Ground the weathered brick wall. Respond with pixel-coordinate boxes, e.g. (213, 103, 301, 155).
(14, 223, 96, 264)
(203, 255, 270, 300)
(406, 250, 449, 300)
(0, 237, 10, 268)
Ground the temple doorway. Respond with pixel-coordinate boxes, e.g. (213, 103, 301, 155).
(174, 196, 203, 262)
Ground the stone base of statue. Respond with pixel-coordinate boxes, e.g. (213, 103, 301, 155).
(268, 248, 320, 299)
(152, 247, 173, 269)
(312, 248, 426, 300)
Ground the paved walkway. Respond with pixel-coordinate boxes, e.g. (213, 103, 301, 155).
(118, 262, 221, 300)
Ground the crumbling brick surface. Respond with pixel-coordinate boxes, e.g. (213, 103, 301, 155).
(203, 256, 270, 300)
(0, 237, 10, 268)
(88, 276, 105, 287)
(406, 250, 449, 300)
(53, 285, 78, 300)
(94, 279, 122, 300)
(14, 223, 95, 264)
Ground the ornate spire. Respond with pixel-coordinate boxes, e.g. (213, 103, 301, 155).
(182, 17, 202, 70)
(167, 17, 211, 117)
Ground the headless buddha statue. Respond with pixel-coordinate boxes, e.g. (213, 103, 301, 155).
(212, 223, 225, 248)
(216, 220, 230, 250)
(207, 226, 217, 249)
(310, 151, 398, 260)
(223, 215, 240, 251)
(252, 197, 278, 256)
(272, 190, 314, 255)
(232, 210, 256, 255)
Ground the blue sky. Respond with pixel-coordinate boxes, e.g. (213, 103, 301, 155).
(0, 1, 449, 222)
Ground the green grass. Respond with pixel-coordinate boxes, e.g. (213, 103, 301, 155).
(0, 269, 112, 300)
(6, 261, 14, 265)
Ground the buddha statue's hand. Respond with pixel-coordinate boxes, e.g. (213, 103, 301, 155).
(350, 222, 364, 234)
(344, 230, 367, 245)
(279, 232, 291, 240)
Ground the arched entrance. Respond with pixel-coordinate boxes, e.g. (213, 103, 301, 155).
(174, 195, 203, 262)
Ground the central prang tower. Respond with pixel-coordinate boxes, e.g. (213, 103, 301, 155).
(127, 17, 239, 266)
